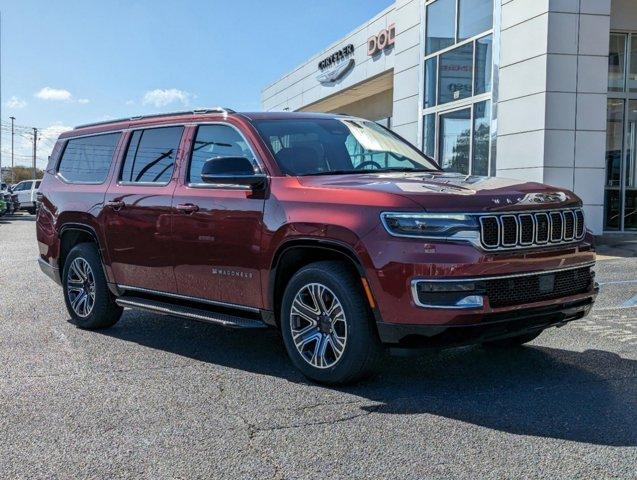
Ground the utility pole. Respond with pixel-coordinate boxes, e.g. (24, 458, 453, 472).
(32, 127, 38, 180)
(10, 116, 15, 183)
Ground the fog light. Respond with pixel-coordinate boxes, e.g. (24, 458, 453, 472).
(412, 280, 484, 309)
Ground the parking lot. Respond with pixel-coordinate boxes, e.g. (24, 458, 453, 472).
(1, 213, 635, 479)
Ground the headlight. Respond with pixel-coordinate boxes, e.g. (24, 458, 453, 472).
(381, 212, 480, 241)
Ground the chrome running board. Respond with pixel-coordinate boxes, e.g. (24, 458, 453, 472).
(115, 296, 267, 329)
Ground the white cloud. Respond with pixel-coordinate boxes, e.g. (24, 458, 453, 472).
(77, 98, 90, 104)
(142, 88, 191, 108)
(6, 96, 27, 109)
(125, 99, 135, 106)
(35, 87, 72, 101)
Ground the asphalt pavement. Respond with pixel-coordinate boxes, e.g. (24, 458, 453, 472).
(1, 213, 635, 479)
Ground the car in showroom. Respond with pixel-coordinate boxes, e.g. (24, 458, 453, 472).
(36, 109, 598, 384)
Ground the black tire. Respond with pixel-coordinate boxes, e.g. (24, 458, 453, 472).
(280, 261, 382, 385)
(482, 330, 542, 348)
(62, 242, 122, 329)
(26, 207, 36, 215)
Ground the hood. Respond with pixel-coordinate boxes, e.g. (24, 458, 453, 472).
(297, 172, 581, 213)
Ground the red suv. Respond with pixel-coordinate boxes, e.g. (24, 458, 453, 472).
(36, 109, 598, 384)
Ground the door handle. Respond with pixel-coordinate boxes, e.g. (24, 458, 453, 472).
(105, 200, 125, 211)
(176, 203, 199, 214)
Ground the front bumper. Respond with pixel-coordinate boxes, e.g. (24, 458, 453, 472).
(38, 258, 61, 285)
(376, 294, 597, 347)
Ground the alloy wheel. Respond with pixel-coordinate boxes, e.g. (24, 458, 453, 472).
(66, 257, 96, 318)
(290, 283, 347, 369)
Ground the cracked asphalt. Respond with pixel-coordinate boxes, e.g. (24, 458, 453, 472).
(1, 213, 636, 479)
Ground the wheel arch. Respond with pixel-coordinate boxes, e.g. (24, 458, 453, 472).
(58, 223, 114, 291)
(268, 238, 378, 327)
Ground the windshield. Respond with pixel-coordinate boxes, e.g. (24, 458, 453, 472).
(252, 118, 440, 176)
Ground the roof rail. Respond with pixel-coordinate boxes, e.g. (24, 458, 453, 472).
(74, 107, 236, 130)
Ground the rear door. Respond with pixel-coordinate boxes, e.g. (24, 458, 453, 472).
(171, 123, 266, 309)
(102, 125, 185, 293)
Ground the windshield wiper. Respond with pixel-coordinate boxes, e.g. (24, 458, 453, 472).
(371, 167, 436, 173)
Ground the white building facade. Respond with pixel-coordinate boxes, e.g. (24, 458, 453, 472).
(262, 0, 637, 234)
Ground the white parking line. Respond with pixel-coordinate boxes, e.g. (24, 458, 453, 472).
(621, 294, 637, 308)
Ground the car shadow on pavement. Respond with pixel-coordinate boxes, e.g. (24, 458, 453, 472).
(98, 311, 637, 447)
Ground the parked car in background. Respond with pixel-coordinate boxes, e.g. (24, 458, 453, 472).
(36, 109, 598, 384)
(11, 179, 41, 214)
(0, 184, 16, 215)
(0, 195, 6, 216)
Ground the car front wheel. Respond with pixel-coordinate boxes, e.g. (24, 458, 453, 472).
(280, 261, 382, 385)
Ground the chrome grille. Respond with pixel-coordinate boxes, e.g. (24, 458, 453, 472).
(479, 209, 585, 250)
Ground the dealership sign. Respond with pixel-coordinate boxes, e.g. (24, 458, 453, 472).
(368, 23, 396, 56)
(316, 44, 355, 84)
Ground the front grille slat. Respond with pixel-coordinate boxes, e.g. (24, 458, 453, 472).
(479, 208, 585, 250)
(486, 267, 592, 308)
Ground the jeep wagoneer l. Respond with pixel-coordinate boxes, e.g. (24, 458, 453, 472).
(36, 108, 598, 384)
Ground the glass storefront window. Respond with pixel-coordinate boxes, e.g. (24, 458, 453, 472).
(475, 35, 492, 95)
(424, 57, 437, 108)
(439, 108, 471, 174)
(608, 33, 626, 92)
(438, 43, 473, 105)
(458, 0, 493, 41)
(630, 36, 637, 93)
(423, 113, 436, 158)
(472, 101, 491, 176)
(606, 99, 625, 188)
(426, 0, 455, 55)
(626, 101, 637, 229)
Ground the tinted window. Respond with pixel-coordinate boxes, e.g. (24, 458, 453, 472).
(439, 43, 473, 104)
(189, 125, 256, 183)
(426, 0, 455, 55)
(35, 181, 41, 188)
(120, 127, 183, 184)
(459, 0, 493, 40)
(475, 35, 493, 95)
(58, 133, 120, 183)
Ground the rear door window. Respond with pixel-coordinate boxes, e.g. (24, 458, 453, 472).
(57, 133, 121, 183)
(120, 126, 183, 184)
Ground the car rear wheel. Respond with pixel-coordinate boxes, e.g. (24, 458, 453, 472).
(280, 261, 382, 385)
(482, 330, 542, 348)
(62, 243, 122, 329)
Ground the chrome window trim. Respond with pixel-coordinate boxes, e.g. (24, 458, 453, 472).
(117, 284, 260, 313)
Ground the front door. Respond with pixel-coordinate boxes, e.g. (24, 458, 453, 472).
(102, 126, 185, 292)
(171, 123, 266, 309)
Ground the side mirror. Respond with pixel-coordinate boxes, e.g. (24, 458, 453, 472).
(200, 157, 267, 189)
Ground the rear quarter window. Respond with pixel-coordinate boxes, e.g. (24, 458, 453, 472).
(57, 132, 121, 183)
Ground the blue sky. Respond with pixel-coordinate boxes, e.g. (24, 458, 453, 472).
(0, 0, 390, 168)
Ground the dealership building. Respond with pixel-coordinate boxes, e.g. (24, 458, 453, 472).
(262, 0, 637, 234)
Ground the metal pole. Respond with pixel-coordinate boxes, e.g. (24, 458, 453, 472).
(10, 115, 14, 183)
(32, 127, 37, 180)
